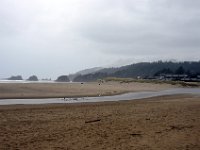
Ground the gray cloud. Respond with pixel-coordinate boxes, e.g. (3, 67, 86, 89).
(77, 0, 200, 53)
(0, 0, 200, 79)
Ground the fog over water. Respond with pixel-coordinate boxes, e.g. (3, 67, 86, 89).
(1, 0, 200, 79)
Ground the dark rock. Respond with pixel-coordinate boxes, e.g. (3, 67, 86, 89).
(8, 75, 23, 80)
(56, 75, 70, 82)
(27, 75, 38, 81)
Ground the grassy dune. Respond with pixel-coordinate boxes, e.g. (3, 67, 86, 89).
(105, 77, 200, 87)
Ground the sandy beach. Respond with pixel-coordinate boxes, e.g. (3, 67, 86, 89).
(0, 82, 176, 99)
(0, 94, 199, 150)
(0, 82, 199, 149)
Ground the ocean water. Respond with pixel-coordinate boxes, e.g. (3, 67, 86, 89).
(0, 80, 54, 83)
(0, 80, 75, 84)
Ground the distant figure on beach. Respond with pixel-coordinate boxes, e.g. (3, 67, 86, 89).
(98, 79, 104, 85)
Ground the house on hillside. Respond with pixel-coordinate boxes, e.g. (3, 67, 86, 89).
(158, 74, 187, 81)
(158, 74, 200, 82)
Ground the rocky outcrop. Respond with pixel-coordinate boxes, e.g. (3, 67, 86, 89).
(27, 75, 38, 81)
(56, 75, 70, 82)
(8, 75, 23, 80)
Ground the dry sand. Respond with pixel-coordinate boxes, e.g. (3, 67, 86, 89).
(0, 82, 175, 99)
(0, 94, 199, 150)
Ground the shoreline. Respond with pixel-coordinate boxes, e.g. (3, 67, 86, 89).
(0, 94, 193, 108)
(0, 92, 200, 106)
(0, 93, 195, 106)
(1, 86, 200, 106)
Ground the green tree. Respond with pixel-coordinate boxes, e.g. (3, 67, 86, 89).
(175, 66, 185, 74)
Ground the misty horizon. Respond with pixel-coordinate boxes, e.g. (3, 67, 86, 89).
(1, 60, 200, 80)
(1, 0, 200, 79)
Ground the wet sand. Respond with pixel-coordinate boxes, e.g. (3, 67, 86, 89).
(0, 82, 175, 99)
(0, 95, 199, 150)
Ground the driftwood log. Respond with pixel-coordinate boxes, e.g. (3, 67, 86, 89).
(85, 119, 101, 124)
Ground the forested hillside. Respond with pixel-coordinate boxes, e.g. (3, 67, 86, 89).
(73, 61, 200, 82)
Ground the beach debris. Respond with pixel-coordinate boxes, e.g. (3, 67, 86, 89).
(159, 125, 194, 133)
(169, 125, 193, 131)
(63, 97, 79, 101)
(130, 133, 142, 137)
(85, 119, 101, 124)
(63, 98, 70, 101)
(73, 98, 78, 101)
(155, 131, 162, 134)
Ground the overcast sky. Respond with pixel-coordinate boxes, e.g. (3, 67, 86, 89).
(1, 0, 200, 79)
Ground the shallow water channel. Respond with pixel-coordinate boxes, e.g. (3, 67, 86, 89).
(0, 88, 200, 105)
